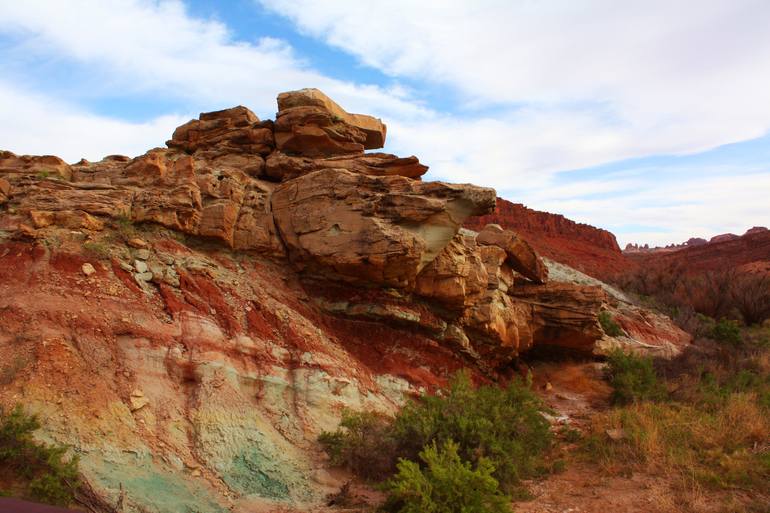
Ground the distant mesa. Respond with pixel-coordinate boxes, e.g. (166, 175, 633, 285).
(745, 226, 769, 236)
(625, 227, 769, 256)
(709, 233, 739, 244)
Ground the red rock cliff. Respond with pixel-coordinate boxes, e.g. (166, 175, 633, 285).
(465, 198, 629, 281)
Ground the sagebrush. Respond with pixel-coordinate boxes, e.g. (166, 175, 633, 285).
(0, 405, 80, 506)
(382, 439, 511, 513)
(320, 371, 552, 504)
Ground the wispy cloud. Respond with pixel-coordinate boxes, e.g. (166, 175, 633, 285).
(0, 0, 768, 245)
(0, 0, 426, 158)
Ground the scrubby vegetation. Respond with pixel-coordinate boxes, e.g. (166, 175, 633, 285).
(82, 241, 110, 259)
(381, 440, 511, 513)
(319, 371, 553, 511)
(616, 264, 770, 327)
(113, 214, 138, 241)
(0, 405, 80, 506)
(586, 327, 770, 508)
(598, 310, 623, 337)
(605, 350, 666, 405)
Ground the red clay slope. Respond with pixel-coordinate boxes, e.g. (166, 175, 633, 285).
(464, 198, 632, 281)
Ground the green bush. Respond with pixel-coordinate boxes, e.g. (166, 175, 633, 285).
(381, 439, 511, 513)
(0, 405, 80, 506)
(318, 409, 396, 480)
(709, 318, 742, 346)
(391, 371, 551, 489)
(598, 311, 623, 337)
(319, 371, 552, 492)
(605, 350, 666, 405)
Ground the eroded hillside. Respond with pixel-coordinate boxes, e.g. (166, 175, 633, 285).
(0, 89, 688, 512)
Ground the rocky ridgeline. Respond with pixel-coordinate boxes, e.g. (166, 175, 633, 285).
(465, 198, 629, 281)
(625, 227, 769, 255)
(0, 88, 617, 363)
(0, 89, 689, 511)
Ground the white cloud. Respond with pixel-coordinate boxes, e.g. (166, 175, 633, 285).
(260, 0, 770, 168)
(0, 82, 185, 162)
(532, 170, 770, 247)
(0, 0, 434, 161)
(0, 0, 425, 121)
(1, 0, 768, 245)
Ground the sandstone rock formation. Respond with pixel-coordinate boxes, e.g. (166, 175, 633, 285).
(626, 228, 770, 275)
(476, 223, 548, 284)
(0, 88, 687, 512)
(272, 168, 495, 287)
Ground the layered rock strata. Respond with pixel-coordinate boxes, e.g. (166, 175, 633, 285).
(0, 88, 686, 512)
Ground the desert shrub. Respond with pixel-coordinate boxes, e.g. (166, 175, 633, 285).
(82, 241, 109, 259)
(0, 405, 80, 506)
(588, 327, 770, 497)
(730, 273, 770, 325)
(605, 350, 666, 405)
(319, 371, 552, 492)
(381, 439, 511, 513)
(598, 311, 623, 337)
(390, 371, 552, 490)
(318, 409, 396, 480)
(616, 263, 770, 329)
(710, 319, 742, 346)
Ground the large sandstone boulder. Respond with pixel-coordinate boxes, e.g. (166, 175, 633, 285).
(414, 231, 488, 309)
(509, 282, 606, 351)
(271, 168, 496, 287)
(277, 88, 386, 149)
(462, 289, 535, 360)
(476, 224, 548, 284)
(167, 106, 274, 157)
(265, 151, 427, 181)
(0, 151, 72, 181)
(274, 89, 386, 157)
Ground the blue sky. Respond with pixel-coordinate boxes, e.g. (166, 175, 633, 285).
(1, 0, 769, 246)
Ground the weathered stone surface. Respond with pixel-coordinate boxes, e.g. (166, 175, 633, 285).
(17, 181, 133, 219)
(208, 153, 265, 178)
(462, 289, 534, 359)
(274, 89, 386, 158)
(265, 151, 427, 181)
(509, 282, 606, 351)
(415, 231, 488, 309)
(232, 180, 283, 254)
(0, 151, 72, 181)
(274, 123, 365, 158)
(271, 168, 496, 287)
(0, 178, 11, 205)
(167, 106, 274, 156)
(277, 88, 386, 149)
(476, 223, 548, 284)
(30, 210, 104, 231)
(479, 244, 515, 293)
